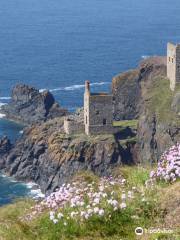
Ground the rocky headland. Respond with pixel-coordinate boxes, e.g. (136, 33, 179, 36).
(0, 117, 136, 193)
(0, 56, 179, 193)
(0, 84, 67, 124)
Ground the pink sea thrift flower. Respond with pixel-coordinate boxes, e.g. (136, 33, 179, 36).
(120, 202, 126, 209)
(150, 143, 180, 183)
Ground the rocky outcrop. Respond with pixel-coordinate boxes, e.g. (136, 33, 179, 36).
(112, 56, 180, 163)
(136, 57, 180, 163)
(0, 136, 12, 168)
(0, 85, 67, 124)
(112, 70, 141, 120)
(0, 118, 136, 193)
(112, 57, 167, 120)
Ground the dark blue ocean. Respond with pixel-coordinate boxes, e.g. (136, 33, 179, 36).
(0, 0, 180, 205)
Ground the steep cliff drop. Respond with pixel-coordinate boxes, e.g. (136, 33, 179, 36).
(112, 56, 180, 164)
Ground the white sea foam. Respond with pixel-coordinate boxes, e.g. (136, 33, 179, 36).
(30, 189, 45, 199)
(19, 130, 24, 134)
(0, 173, 7, 178)
(39, 89, 46, 93)
(26, 182, 39, 189)
(39, 82, 109, 93)
(0, 172, 45, 200)
(0, 113, 6, 118)
(0, 102, 6, 107)
(0, 97, 11, 100)
(26, 182, 45, 199)
(0, 173, 18, 182)
(0, 102, 6, 118)
(141, 55, 150, 59)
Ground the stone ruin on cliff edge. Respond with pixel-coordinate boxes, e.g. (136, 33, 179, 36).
(64, 80, 115, 135)
(167, 42, 180, 91)
(64, 42, 179, 136)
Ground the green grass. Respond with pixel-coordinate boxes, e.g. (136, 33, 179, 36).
(146, 76, 180, 125)
(113, 166, 150, 187)
(119, 136, 137, 147)
(0, 167, 179, 240)
(0, 199, 35, 240)
(69, 133, 115, 143)
(113, 120, 138, 129)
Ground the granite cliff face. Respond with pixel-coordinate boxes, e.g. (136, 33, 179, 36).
(0, 84, 67, 124)
(112, 57, 167, 120)
(112, 56, 179, 164)
(0, 137, 12, 165)
(0, 118, 136, 193)
(112, 70, 141, 120)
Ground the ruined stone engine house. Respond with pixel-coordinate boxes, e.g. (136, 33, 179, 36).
(167, 42, 180, 91)
(84, 81, 114, 135)
(64, 81, 114, 135)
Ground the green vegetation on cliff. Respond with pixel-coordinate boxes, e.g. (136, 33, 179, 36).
(146, 76, 180, 125)
(113, 120, 138, 129)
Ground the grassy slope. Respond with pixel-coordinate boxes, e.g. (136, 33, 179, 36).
(145, 76, 180, 125)
(0, 167, 179, 240)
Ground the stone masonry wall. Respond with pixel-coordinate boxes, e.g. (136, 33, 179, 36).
(167, 43, 176, 91)
(89, 95, 113, 126)
(176, 45, 180, 86)
(64, 118, 84, 135)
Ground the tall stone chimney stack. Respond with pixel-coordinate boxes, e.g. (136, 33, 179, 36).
(85, 80, 90, 93)
(167, 42, 180, 91)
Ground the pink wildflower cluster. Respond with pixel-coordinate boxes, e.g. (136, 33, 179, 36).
(150, 143, 180, 182)
(25, 176, 136, 225)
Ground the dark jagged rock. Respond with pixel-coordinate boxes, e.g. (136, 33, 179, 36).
(112, 56, 179, 163)
(0, 136, 12, 155)
(0, 84, 68, 124)
(112, 57, 167, 121)
(112, 70, 141, 120)
(0, 118, 135, 193)
(0, 136, 12, 168)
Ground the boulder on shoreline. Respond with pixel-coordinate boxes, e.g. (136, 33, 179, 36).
(0, 84, 68, 124)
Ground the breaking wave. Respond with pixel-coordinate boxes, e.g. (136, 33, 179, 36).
(39, 81, 110, 93)
(141, 55, 150, 59)
(0, 102, 6, 118)
(0, 103, 6, 107)
(0, 173, 45, 203)
(0, 113, 6, 119)
(26, 182, 45, 199)
(0, 97, 11, 100)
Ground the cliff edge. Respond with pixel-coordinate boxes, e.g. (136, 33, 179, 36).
(112, 56, 179, 163)
(0, 117, 136, 193)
